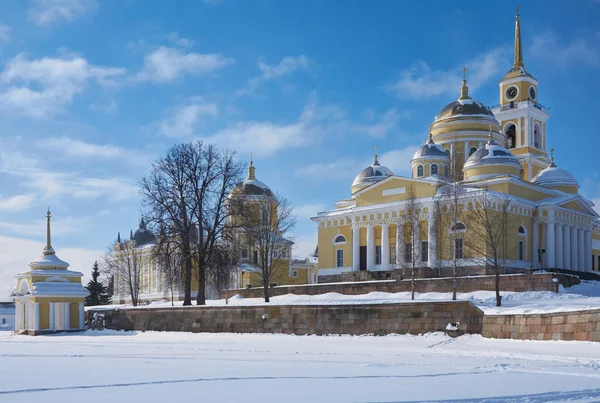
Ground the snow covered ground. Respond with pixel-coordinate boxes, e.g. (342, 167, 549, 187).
(100, 280, 600, 315)
(1, 330, 600, 402)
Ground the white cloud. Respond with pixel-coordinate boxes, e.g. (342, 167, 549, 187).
(379, 145, 421, 175)
(43, 136, 152, 165)
(0, 52, 125, 117)
(0, 235, 102, 298)
(0, 24, 10, 43)
(348, 108, 409, 138)
(29, 0, 98, 26)
(90, 100, 117, 114)
(0, 194, 35, 212)
(159, 98, 218, 138)
(292, 232, 318, 259)
(530, 32, 600, 69)
(386, 47, 510, 99)
(167, 32, 194, 48)
(236, 55, 310, 97)
(136, 46, 234, 83)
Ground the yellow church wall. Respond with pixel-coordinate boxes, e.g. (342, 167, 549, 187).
(30, 275, 81, 284)
(243, 260, 299, 287)
(317, 225, 351, 269)
(551, 185, 578, 195)
(561, 201, 590, 214)
(464, 165, 520, 180)
(356, 180, 438, 207)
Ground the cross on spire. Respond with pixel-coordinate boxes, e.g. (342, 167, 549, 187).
(43, 209, 55, 256)
(373, 145, 380, 165)
(550, 147, 555, 166)
(462, 66, 467, 82)
(459, 66, 470, 100)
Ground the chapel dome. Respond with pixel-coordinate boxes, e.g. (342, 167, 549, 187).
(434, 98, 496, 123)
(412, 135, 450, 160)
(351, 152, 393, 193)
(463, 136, 522, 180)
(532, 161, 579, 193)
(132, 219, 156, 246)
(230, 159, 274, 198)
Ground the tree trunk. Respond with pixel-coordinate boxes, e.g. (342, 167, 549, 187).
(411, 264, 415, 301)
(183, 252, 192, 306)
(495, 264, 501, 307)
(196, 263, 206, 306)
(263, 276, 270, 303)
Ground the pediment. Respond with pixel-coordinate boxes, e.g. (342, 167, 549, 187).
(559, 198, 598, 217)
(354, 176, 440, 206)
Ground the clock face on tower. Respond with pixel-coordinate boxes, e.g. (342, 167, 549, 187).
(505, 86, 518, 101)
(529, 86, 536, 101)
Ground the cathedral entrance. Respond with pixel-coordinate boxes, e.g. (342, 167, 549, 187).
(359, 246, 367, 271)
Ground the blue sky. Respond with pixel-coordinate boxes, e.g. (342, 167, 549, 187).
(1, 0, 600, 296)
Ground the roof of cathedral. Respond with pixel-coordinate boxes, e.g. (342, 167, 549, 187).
(463, 136, 521, 171)
(231, 158, 274, 198)
(352, 151, 394, 190)
(532, 160, 579, 190)
(412, 134, 450, 160)
(132, 218, 156, 246)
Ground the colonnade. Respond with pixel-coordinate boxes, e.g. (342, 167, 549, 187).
(532, 214, 592, 271)
(14, 301, 85, 332)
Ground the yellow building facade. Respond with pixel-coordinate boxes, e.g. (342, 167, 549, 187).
(312, 10, 600, 278)
(11, 211, 88, 335)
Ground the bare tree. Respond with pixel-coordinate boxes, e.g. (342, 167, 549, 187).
(400, 185, 420, 300)
(186, 143, 244, 306)
(233, 194, 296, 303)
(463, 189, 512, 306)
(153, 231, 182, 306)
(207, 244, 238, 304)
(140, 143, 196, 306)
(101, 240, 142, 307)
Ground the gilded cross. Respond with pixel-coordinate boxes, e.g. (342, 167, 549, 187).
(462, 66, 467, 81)
(550, 147, 555, 161)
(374, 145, 378, 156)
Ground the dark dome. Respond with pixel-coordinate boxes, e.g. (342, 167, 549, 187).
(412, 138, 449, 160)
(463, 139, 521, 170)
(233, 179, 273, 197)
(133, 219, 156, 246)
(434, 99, 495, 122)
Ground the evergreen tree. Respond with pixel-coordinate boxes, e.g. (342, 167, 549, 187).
(85, 261, 109, 306)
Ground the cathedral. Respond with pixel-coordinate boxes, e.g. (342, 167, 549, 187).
(312, 10, 599, 279)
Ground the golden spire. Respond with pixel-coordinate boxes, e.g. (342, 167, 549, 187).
(459, 66, 470, 100)
(373, 145, 380, 165)
(43, 209, 55, 256)
(247, 153, 256, 180)
(513, 6, 524, 68)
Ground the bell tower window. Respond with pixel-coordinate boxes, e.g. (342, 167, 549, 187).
(534, 123, 541, 150)
(505, 123, 517, 149)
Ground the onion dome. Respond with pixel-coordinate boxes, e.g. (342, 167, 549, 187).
(411, 134, 450, 178)
(463, 133, 522, 180)
(230, 156, 274, 198)
(532, 150, 579, 194)
(132, 218, 156, 246)
(351, 147, 394, 193)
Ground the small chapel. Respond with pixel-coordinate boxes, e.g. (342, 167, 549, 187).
(11, 211, 88, 335)
(312, 8, 600, 279)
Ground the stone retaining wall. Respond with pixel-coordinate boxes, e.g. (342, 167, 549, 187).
(90, 301, 484, 336)
(482, 309, 600, 342)
(225, 273, 558, 300)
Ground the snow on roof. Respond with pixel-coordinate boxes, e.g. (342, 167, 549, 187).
(30, 281, 88, 297)
(29, 253, 70, 270)
(17, 269, 84, 278)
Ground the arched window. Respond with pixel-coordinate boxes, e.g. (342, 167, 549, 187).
(450, 222, 466, 232)
(334, 235, 346, 244)
(417, 165, 424, 177)
(430, 164, 438, 176)
(444, 165, 449, 177)
(518, 226, 526, 235)
(469, 147, 477, 157)
(505, 124, 516, 149)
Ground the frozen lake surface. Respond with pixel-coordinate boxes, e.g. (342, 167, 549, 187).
(1, 330, 600, 402)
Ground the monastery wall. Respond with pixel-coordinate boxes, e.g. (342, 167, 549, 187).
(223, 273, 558, 299)
(482, 309, 600, 342)
(88, 301, 484, 336)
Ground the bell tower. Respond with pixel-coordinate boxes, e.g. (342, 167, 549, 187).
(491, 7, 550, 181)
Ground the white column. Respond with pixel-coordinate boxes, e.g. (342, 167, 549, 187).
(546, 221, 555, 268)
(428, 212, 436, 267)
(33, 303, 40, 331)
(49, 302, 55, 331)
(396, 222, 404, 266)
(15, 303, 21, 330)
(563, 226, 571, 270)
(79, 302, 85, 330)
(366, 225, 375, 270)
(352, 226, 360, 272)
(381, 224, 389, 270)
(585, 230, 592, 272)
(571, 227, 579, 271)
(532, 221, 539, 268)
(578, 229, 585, 271)
(554, 223, 563, 269)
(64, 303, 71, 331)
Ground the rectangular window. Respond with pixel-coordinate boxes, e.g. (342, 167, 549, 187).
(454, 238, 463, 259)
(390, 244, 396, 264)
(336, 249, 344, 268)
(421, 241, 428, 262)
(519, 241, 524, 261)
(404, 242, 412, 263)
(292, 270, 298, 278)
(375, 245, 382, 265)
